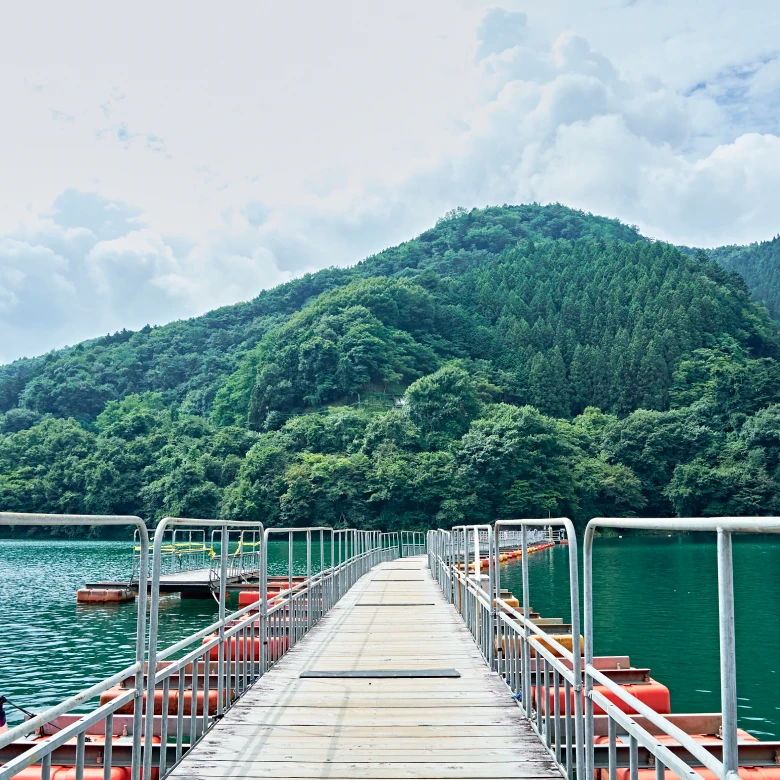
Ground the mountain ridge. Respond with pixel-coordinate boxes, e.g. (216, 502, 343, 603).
(2, 203, 777, 426)
(3, 203, 780, 533)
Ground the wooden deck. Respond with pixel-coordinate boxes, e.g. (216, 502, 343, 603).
(85, 568, 256, 595)
(169, 557, 562, 780)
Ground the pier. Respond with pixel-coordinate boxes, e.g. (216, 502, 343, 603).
(2, 513, 780, 780)
(167, 555, 559, 780)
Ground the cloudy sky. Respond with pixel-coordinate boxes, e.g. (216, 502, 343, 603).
(2, 1, 779, 363)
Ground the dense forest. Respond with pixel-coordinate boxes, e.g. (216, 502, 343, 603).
(3, 204, 780, 536)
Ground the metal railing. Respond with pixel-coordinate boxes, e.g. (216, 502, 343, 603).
(380, 532, 400, 561)
(0, 513, 149, 780)
(401, 530, 425, 556)
(142, 521, 384, 780)
(1, 515, 399, 780)
(428, 519, 584, 779)
(208, 528, 262, 584)
(583, 517, 780, 780)
(429, 516, 780, 780)
(132, 528, 212, 580)
(494, 519, 584, 779)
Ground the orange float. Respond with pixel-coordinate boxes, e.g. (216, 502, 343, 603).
(595, 731, 769, 780)
(100, 685, 223, 716)
(533, 677, 671, 716)
(202, 634, 289, 661)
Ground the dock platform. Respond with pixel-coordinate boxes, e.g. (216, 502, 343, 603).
(83, 569, 259, 598)
(169, 556, 561, 780)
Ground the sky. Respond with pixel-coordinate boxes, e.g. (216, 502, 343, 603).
(1, 0, 780, 363)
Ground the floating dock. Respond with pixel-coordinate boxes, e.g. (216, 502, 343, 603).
(167, 556, 561, 780)
(4, 513, 777, 780)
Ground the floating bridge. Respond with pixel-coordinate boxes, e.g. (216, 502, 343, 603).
(1, 513, 779, 780)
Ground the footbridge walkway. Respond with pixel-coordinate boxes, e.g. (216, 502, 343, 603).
(2, 513, 779, 780)
(168, 555, 556, 780)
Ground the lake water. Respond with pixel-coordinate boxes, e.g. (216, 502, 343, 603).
(1, 535, 778, 737)
(500, 535, 780, 738)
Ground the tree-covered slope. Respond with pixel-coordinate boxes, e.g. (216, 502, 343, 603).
(0, 205, 642, 425)
(214, 240, 778, 429)
(706, 237, 780, 320)
(3, 203, 780, 534)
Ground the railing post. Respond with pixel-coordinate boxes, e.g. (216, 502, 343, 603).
(306, 530, 312, 630)
(567, 526, 585, 780)
(217, 526, 228, 713)
(143, 526, 164, 780)
(717, 528, 739, 780)
(493, 525, 502, 678)
(488, 528, 495, 670)
(319, 529, 325, 621)
(260, 529, 268, 676)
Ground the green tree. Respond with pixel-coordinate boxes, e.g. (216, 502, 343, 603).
(405, 364, 482, 442)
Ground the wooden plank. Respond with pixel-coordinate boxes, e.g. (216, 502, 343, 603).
(181, 743, 549, 764)
(172, 761, 559, 778)
(193, 724, 532, 738)
(167, 557, 562, 780)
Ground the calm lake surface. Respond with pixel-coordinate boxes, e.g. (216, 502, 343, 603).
(500, 535, 780, 738)
(1, 536, 778, 736)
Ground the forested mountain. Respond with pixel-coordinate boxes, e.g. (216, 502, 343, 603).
(3, 204, 780, 535)
(706, 237, 780, 320)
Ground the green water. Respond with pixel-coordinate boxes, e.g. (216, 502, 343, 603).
(1, 537, 778, 737)
(0, 538, 332, 727)
(499, 536, 780, 738)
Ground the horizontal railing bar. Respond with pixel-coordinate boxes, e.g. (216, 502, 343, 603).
(0, 691, 137, 779)
(0, 744, 174, 771)
(36, 713, 202, 738)
(589, 517, 780, 533)
(0, 664, 140, 749)
(590, 679, 723, 777)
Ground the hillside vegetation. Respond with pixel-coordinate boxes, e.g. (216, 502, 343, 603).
(708, 237, 780, 320)
(3, 204, 780, 534)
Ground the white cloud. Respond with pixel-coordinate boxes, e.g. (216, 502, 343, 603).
(1, 0, 779, 361)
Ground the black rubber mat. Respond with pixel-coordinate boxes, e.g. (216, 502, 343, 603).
(300, 669, 461, 678)
(355, 602, 436, 606)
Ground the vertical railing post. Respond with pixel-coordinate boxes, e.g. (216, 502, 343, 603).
(217, 526, 228, 713)
(306, 530, 312, 631)
(567, 527, 585, 780)
(584, 524, 596, 780)
(493, 524, 502, 677)
(143, 528, 164, 780)
(329, 530, 335, 610)
(131, 527, 149, 780)
(521, 525, 531, 712)
(260, 529, 268, 675)
(488, 528, 495, 669)
(717, 528, 739, 780)
(319, 529, 325, 621)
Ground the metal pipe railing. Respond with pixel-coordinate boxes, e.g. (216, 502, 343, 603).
(143, 521, 384, 780)
(400, 530, 425, 556)
(584, 517, 780, 780)
(428, 517, 769, 780)
(493, 518, 584, 779)
(0, 513, 149, 780)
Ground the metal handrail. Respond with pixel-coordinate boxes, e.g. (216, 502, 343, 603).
(493, 518, 584, 779)
(400, 530, 425, 556)
(584, 517, 780, 780)
(143, 520, 386, 780)
(143, 517, 266, 780)
(0, 513, 149, 780)
(427, 519, 581, 779)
